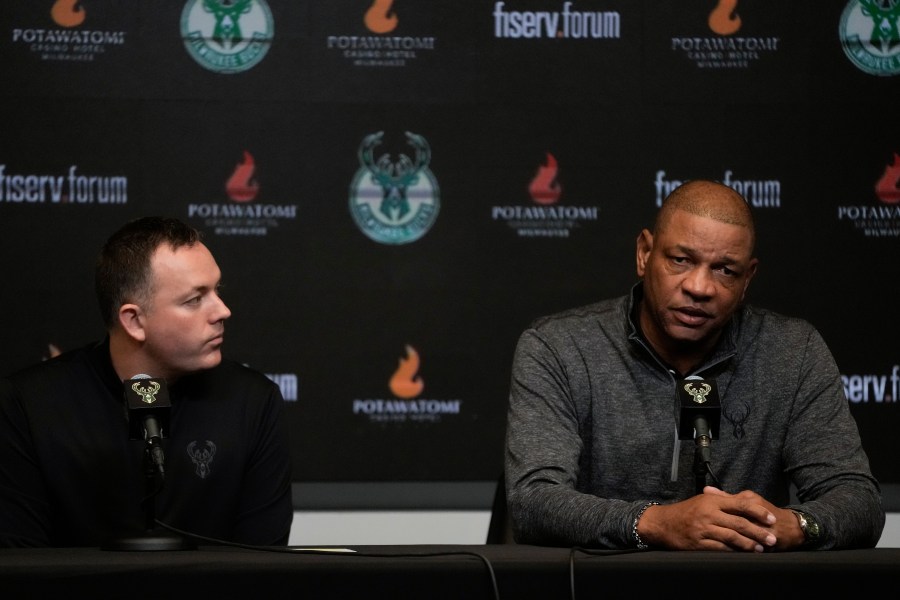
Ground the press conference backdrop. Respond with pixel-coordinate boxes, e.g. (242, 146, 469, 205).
(1, 1, 898, 506)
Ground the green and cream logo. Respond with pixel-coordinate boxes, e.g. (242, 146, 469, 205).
(349, 131, 440, 245)
(840, 0, 900, 76)
(181, 0, 274, 74)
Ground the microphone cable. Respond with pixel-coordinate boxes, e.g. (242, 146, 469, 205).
(154, 519, 500, 600)
(700, 460, 721, 488)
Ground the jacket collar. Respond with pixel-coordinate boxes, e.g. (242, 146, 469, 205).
(625, 282, 740, 378)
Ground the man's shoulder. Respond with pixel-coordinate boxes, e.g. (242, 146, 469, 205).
(1, 342, 110, 411)
(3, 342, 97, 385)
(741, 304, 817, 332)
(738, 305, 822, 347)
(205, 358, 281, 394)
(531, 296, 626, 331)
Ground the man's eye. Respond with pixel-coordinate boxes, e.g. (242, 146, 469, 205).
(717, 266, 738, 278)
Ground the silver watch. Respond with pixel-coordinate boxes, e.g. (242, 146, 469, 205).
(791, 509, 821, 546)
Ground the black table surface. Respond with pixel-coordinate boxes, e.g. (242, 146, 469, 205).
(1, 544, 898, 599)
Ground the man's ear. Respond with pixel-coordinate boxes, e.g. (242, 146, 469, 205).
(741, 258, 759, 300)
(117, 303, 147, 342)
(636, 229, 653, 277)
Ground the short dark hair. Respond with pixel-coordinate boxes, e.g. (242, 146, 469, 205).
(95, 216, 202, 328)
(655, 179, 756, 253)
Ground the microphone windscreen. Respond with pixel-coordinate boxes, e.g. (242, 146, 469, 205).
(676, 378, 721, 440)
(124, 376, 172, 440)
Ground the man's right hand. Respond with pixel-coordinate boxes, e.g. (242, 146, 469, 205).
(635, 486, 779, 551)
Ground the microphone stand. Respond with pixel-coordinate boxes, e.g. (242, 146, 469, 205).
(102, 438, 196, 551)
(692, 416, 713, 495)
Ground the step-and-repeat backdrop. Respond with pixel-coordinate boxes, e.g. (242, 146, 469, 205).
(1, 1, 898, 492)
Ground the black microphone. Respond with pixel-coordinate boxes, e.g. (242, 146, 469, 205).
(677, 377, 721, 492)
(677, 377, 721, 442)
(124, 374, 171, 475)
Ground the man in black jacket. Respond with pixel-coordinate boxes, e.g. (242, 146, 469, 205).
(0, 216, 293, 547)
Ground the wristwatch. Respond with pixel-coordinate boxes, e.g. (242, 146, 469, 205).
(791, 509, 821, 547)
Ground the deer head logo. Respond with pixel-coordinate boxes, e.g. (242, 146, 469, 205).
(132, 381, 161, 405)
(684, 382, 712, 404)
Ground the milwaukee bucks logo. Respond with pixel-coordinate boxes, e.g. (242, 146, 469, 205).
(181, 0, 274, 74)
(349, 131, 440, 245)
(840, 0, 900, 76)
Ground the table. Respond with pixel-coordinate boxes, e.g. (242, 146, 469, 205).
(1, 544, 898, 599)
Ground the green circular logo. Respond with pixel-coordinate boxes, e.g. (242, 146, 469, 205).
(349, 132, 440, 245)
(181, 0, 274, 74)
(840, 0, 900, 76)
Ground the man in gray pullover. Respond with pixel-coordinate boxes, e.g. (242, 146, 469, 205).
(505, 179, 884, 551)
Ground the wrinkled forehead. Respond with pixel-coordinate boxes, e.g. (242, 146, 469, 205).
(660, 210, 755, 259)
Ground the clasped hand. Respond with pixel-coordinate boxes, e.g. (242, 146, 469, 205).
(636, 486, 804, 552)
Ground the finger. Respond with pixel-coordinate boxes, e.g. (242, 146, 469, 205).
(702, 485, 729, 497)
(708, 523, 772, 553)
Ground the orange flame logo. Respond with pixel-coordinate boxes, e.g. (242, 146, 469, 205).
(51, 0, 86, 28)
(875, 152, 900, 204)
(528, 153, 562, 205)
(708, 0, 741, 36)
(364, 0, 398, 34)
(389, 345, 424, 399)
(225, 150, 259, 202)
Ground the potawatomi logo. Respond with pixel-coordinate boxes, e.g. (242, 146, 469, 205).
(352, 345, 461, 423)
(671, 0, 779, 69)
(325, 0, 436, 68)
(839, 0, 900, 76)
(10, 0, 127, 62)
(181, 0, 274, 74)
(187, 150, 297, 236)
(349, 131, 440, 245)
(365, 0, 399, 34)
(491, 153, 598, 238)
(836, 151, 900, 237)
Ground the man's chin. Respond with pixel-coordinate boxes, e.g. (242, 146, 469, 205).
(667, 324, 712, 345)
(197, 351, 223, 371)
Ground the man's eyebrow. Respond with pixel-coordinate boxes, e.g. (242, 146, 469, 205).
(671, 244, 743, 264)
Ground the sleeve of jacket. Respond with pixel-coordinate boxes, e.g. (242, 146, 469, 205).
(504, 328, 645, 548)
(783, 325, 884, 549)
(233, 378, 294, 546)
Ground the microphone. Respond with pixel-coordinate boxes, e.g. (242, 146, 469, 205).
(677, 377, 721, 492)
(677, 376, 721, 442)
(104, 375, 195, 551)
(124, 374, 171, 475)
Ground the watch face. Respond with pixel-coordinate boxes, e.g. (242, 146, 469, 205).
(806, 517, 821, 539)
(796, 510, 821, 542)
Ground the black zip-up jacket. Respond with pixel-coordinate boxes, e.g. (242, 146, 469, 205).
(0, 338, 293, 547)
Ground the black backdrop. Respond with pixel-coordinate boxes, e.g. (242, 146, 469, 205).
(1, 1, 899, 502)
